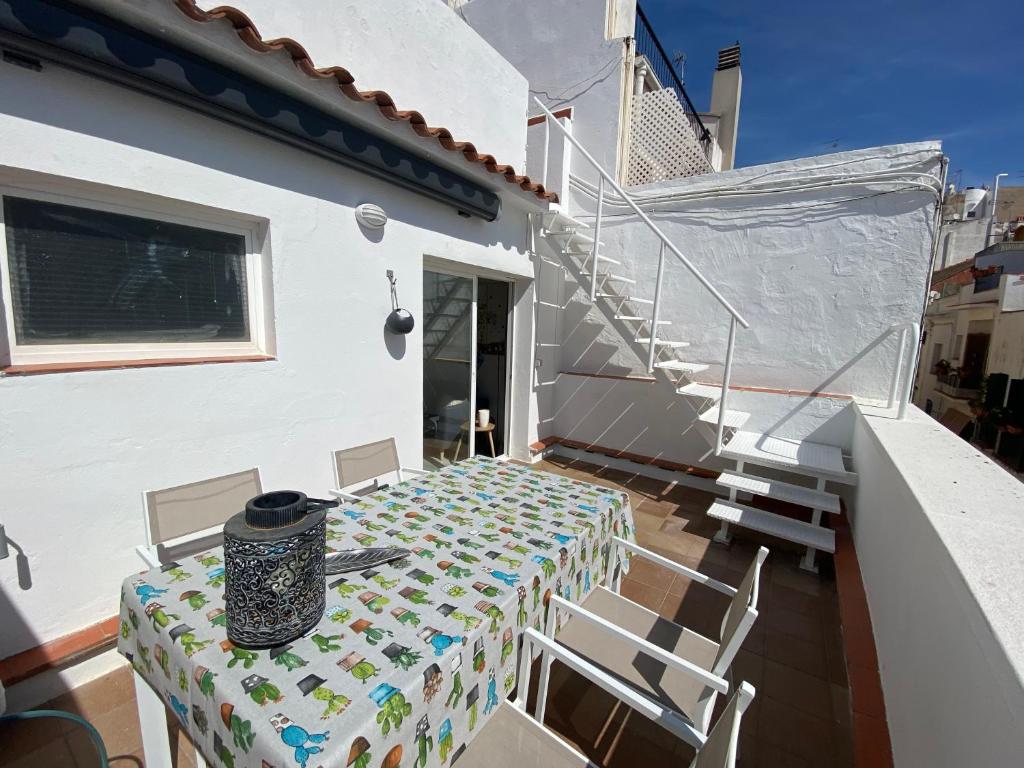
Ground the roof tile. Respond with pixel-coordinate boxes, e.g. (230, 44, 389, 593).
(171, 0, 557, 203)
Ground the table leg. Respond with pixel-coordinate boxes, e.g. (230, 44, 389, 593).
(133, 670, 173, 768)
(488, 429, 496, 458)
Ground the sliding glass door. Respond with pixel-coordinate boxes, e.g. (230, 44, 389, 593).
(422, 270, 475, 468)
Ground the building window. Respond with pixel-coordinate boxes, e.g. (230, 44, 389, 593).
(1, 189, 266, 367)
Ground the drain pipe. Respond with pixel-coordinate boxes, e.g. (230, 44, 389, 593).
(909, 155, 949, 412)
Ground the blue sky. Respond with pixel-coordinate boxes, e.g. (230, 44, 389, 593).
(642, 0, 1022, 188)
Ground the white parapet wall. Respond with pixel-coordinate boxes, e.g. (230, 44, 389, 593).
(847, 403, 1024, 767)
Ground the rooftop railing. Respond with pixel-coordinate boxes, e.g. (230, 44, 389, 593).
(634, 3, 713, 159)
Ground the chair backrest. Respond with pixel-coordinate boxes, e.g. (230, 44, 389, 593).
(713, 546, 768, 673)
(689, 682, 756, 768)
(334, 438, 400, 490)
(144, 468, 262, 547)
(521, 627, 752, 766)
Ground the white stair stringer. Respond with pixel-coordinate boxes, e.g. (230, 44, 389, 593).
(709, 430, 857, 574)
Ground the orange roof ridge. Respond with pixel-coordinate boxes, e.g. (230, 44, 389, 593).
(171, 0, 557, 202)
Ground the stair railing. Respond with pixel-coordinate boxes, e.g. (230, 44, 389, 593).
(885, 321, 921, 419)
(535, 97, 750, 454)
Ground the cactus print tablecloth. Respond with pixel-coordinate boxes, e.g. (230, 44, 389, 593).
(117, 457, 634, 768)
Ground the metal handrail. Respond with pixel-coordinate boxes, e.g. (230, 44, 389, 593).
(634, 3, 713, 156)
(536, 96, 749, 455)
(884, 321, 920, 419)
(534, 98, 749, 329)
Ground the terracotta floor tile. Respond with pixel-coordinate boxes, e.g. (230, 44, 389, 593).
(847, 663, 886, 719)
(763, 629, 829, 680)
(763, 582, 827, 620)
(762, 660, 833, 721)
(824, 626, 849, 687)
(619, 579, 666, 613)
(852, 713, 893, 768)
(771, 559, 828, 597)
(753, 742, 812, 768)
(632, 509, 669, 537)
(64, 698, 144, 763)
(0, 737, 79, 768)
(761, 604, 825, 646)
(0, 711, 65, 759)
(636, 500, 681, 521)
(731, 648, 766, 690)
(623, 555, 677, 591)
(758, 697, 837, 765)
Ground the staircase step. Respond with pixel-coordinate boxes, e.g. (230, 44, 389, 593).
(574, 252, 622, 266)
(716, 471, 841, 514)
(541, 211, 590, 231)
(654, 360, 709, 373)
(597, 294, 654, 305)
(636, 339, 689, 347)
(721, 431, 857, 485)
(590, 273, 636, 285)
(707, 500, 836, 553)
(615, 317, 671, 323)
(677, 383, 722, 400)
(698, 406, 750, 428)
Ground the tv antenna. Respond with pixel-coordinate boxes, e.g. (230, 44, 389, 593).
(672, 51, 687, 84)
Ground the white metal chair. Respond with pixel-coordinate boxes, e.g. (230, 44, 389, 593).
(329, 438, 427, 501)
(135, 467, 263, 568)
(547, 537, 767, 742)
(457, 627, 754, 767)
(134, 468, 262, 768)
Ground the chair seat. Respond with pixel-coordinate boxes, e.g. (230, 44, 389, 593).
(458, 704, 596, 767)
(556, 586, 720, 723)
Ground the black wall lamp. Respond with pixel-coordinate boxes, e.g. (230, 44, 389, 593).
(385, 270, 415, 334)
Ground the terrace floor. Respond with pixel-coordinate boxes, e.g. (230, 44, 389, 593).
(0, 455, 853, 768)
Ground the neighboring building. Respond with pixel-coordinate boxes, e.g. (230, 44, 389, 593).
(459, 0, 741, 185)
(916, 240, 1024, 468)
(935, 183, 1024, 271)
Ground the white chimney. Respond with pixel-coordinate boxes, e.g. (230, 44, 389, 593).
(710, 44, 742, 171)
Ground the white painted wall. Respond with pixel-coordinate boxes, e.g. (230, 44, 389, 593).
(97, 0, 530, 172)
(846, 404, 1024, 767)
(0, 49, 535, 659)
(532, 143, 941, 461)
(461, 0, 629, 180)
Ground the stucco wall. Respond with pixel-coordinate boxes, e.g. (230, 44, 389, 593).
(536, 143, 941, 456)
(98, 0, 530, 171)
(847, 404, 1024, 767)
(0, 53, 534, 659)
(461, 0, 628, 180)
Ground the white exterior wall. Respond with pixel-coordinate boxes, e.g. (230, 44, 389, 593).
(847, 404, 1024, 767)
(461, 0, 629, 180)
(98, 0, 530, 171)
(0, 52, 536, 660)
(534, 144, 941, 463)
(936, 217, 989, 270)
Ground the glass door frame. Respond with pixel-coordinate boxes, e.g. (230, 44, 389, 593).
(422, 261, 516, 463)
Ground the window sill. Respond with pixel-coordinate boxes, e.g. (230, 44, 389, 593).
(1, 354, 275, 376)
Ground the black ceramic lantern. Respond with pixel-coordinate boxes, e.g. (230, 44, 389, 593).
(223, 491, 338, 648)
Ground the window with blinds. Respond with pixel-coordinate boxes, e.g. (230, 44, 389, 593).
(1, 193, 263, 366)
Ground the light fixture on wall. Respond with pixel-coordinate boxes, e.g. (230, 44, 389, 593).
(385, 270, 415, 334)
(355, 203, 388, 230)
